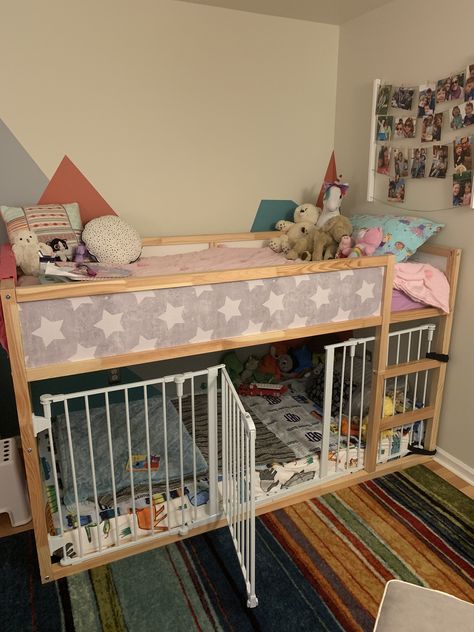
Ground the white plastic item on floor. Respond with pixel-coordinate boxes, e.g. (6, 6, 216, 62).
(0, 437, 31, 527)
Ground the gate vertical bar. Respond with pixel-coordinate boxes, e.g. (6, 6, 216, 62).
(207, 367, 219, 516)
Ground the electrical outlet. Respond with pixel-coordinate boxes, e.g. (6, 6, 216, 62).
(108, 368, 121, 385)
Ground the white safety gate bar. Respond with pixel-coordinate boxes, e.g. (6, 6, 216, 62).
(221, 369, 258, 608)
(33, 365, 258, 607)
(320, 323, 437, 476)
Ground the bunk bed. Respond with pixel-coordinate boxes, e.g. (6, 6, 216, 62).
(0, 231, 461, 607)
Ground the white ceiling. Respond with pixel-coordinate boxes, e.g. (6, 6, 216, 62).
(177, 0, 395, 25)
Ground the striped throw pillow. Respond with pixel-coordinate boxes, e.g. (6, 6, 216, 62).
(1, 203, 82, 257)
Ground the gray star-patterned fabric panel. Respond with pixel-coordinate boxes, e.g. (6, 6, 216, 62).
(19, 268, 383, 369)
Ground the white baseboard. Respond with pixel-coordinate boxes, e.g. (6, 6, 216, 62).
(434, 448, 474, 486)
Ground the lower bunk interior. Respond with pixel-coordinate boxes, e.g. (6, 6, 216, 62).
(31, 320, 440, 569)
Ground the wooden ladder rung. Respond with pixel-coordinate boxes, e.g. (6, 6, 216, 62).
(379, 406, 435, 431)
(380, 359, 441, 379)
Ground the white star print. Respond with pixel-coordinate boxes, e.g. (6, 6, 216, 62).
(136, 291, 156, 304)
(95, 310, 124, 336)
(340, 270, 355, 280)
(334, 306, 352, 322)
(356, 281, 375, 303)
(31, 317, 65, 347)
(195, 285, 211, 297)
(218, 297, 241, 322)
(289, 313, 308, 328)
(69, 296, 94, 310)
(310, 287, 331, 309)
(131, 336, 157, 352)
(189, 327, 214, 343)
(247, 279, 265, 290)
(294, 275, 309, 286)
(68, 343, 98, 362)
(263, 291, 285, 313)
(159, 303, 185, 326)
(240, 320, 262, 335)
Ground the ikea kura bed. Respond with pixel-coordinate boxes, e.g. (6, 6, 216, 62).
(0, 231, 461, 607)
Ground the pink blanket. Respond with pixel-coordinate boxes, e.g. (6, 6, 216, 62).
(129, 246, 291, 275)
(393, 262, 450, 313)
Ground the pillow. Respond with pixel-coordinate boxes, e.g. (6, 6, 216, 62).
(0, 203, 82, 259)
(350, 214, 444, 262)
(82, 215, 142, 264)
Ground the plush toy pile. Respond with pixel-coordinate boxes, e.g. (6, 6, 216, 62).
(267, 181, 389, 262)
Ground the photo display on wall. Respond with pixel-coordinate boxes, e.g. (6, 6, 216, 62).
(373, 61, 474, 207)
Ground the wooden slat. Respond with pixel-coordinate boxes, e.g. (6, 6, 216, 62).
(380, 358, 441, 379)
(365, 255, 396, 472)
(142, 231, 278, 246)
(0, 281, 52, 580)
(389, 307, 444, 324)
(379, 406, 435, 432)
(424, 248, 462, 449)
(16, 255, 390, 302)
(26, 315, 383, 382)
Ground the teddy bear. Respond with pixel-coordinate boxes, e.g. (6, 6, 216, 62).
(268, 203, 320, 255)
(11, 230, 53, 276)
(348, 227, 383, 258)
(312, 215, 353, 261)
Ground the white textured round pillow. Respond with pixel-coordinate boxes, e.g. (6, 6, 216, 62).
(82, 216, 142, 264)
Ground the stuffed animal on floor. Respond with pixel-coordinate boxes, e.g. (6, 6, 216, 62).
(11, 230, 53, 276)
(269, 203, 320, 255)
(348, 227, 383, 258)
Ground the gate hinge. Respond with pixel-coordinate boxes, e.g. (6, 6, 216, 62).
(48, 534, 73, 564)
(32, 414, 51, 437)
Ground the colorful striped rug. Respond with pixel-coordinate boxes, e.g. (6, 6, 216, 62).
(1, 465, 472, 631)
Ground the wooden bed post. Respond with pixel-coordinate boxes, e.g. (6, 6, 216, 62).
(364, 256, 395, 472)
(423, 247, 462, 450)
(0, 280, 53, 581)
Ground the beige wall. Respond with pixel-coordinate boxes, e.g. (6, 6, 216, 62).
(335, 0, 474, 468)
(0, 0, 338, 237)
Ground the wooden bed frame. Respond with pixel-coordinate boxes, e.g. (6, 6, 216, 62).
(0, 232, 462, 583)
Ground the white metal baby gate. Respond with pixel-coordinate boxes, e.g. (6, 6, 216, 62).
(33, 365, 258, 608)
(320, 323, 437, 477)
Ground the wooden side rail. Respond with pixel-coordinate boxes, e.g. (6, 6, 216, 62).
(380, 358, 442, 379)
(379, 407, 435, 432)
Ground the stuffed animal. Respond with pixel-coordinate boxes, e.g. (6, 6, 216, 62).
(222, 351, 244, 385)
(315, 182, 349, 229)
(336, 235, 353, 258)
(240, 355, 259, 384)
(48, 238, 70, 262)
(11, 230, 53, 276)
(253, 353, 281, 383)
(269, 203, 320, 254)
(312, 214, 352, 261)
(348, 227, 383, 258)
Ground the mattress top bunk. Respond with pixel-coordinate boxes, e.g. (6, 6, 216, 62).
(0, 232, 460, 381)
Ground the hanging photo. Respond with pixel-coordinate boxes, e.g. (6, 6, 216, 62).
(452, 171, 472, 206)
(377, 145, 391, 175)
(388, 175, 405, 202)
(465, 65, 474, 101)
(418, 83, 435, 117)
(429, 145, 448, 178)
(394, 148, 409, 177)
(461, 101, 474, 127)
(410, 147, 427, 178)
(436, 78, 450, 104)
(450, 104, 464, 130)
(448, 73, 464, 101)
(393, 118, 406, 138)
(376, 115, 393, 141)
(453, 136, 472, 172)
(421, 114, 434, 142)
(391, 86, 415, 110)
(376, 84, 392, 115)
(432, 112, 443, 141)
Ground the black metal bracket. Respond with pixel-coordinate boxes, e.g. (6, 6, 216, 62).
(426, 352, 449, 363)
(408, 444, 437, 456)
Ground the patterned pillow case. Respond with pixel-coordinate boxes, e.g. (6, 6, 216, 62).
(0, 203, 83, 256)
(350, 214, 444, 262)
